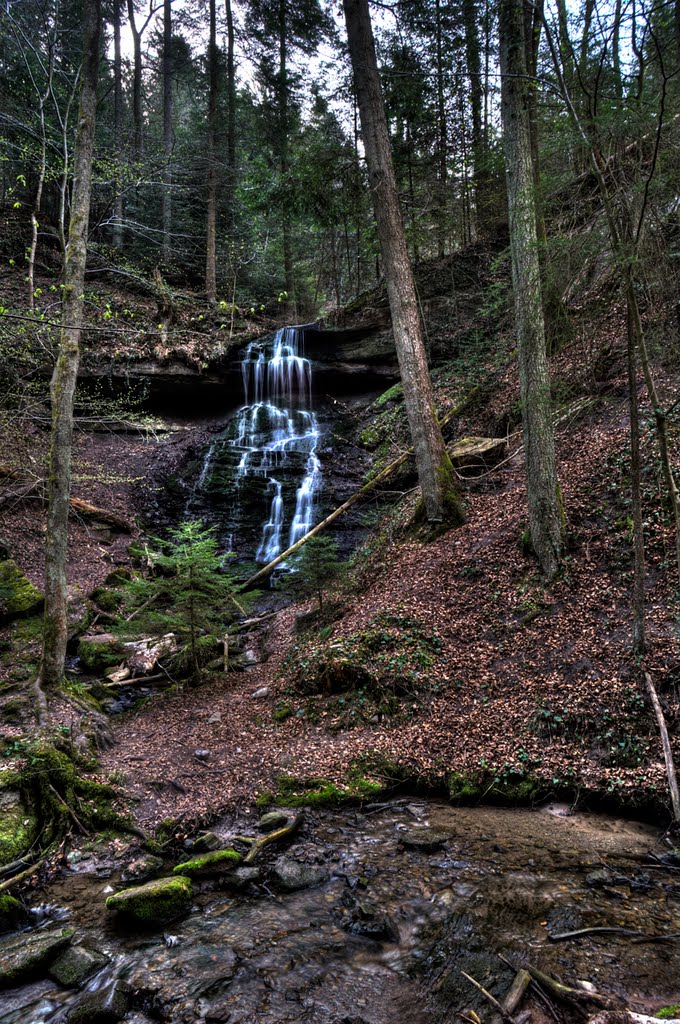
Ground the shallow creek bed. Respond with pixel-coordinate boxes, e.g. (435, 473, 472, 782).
(2, 800, 679, 1024)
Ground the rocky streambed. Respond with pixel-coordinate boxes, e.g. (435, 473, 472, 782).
(2, 800, 680, 1024)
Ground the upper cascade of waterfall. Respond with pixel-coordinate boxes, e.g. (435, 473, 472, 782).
(232, 327, 322, 565)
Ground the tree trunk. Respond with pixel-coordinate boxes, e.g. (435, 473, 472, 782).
(112, 0, 124, 249)
(463, 0, 487, 235)
(277, 0, 295, 311)
(205, 0, 218, 302)
(161, 0, 173, 263)
(40, 0, 101, 690)
(225, 0, 237, 235)
(435, 0, 448, 256)
(499, 0, 563, 578)
(626, 287, 646, 652)
(343, 0, 464, 525)
(127, 0, 143, 160)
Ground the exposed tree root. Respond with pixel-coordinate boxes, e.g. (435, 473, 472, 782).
(242, 813, 304, 865)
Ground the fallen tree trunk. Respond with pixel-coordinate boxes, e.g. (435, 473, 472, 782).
(644, 670, 680, 823)
(68, 496, 132, 532)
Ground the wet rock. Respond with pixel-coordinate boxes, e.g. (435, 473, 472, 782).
(585, 868, 612, 888)
(120, 854, 164, 884)
(0, 927, 73, 988)
(0, 560, 43, 624)
(271, 856, 328, 892)
(67, 979, 131, 1023)
(221, 866, 262, 890)
(399, 828, 451, 853)
(342, 898, 400, 943)
(259, 810, 290, 833)
(191, 831, 222, 852)
(0, 894, 29, 934)
(173, 849, 242, 878)
(48, 944, 109, 987)
(105, 876, 192, 926)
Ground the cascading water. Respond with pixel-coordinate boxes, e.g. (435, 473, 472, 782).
(190, 327, 322, 564)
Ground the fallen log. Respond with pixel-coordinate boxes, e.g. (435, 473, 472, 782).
(644, 670, 680, 823)
(68, 496, 132, 532)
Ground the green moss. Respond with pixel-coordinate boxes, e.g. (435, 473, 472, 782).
(261, 772, 384, 809)
(655, 1006, 680, 1019)
(413, 454, 465, 532)
(273, 701, 293, 723)
(0, 893, 27, 933)
(105, 875, 192, 925)
(0, 561, 43, 623)
(375, 382, 403, 407)
(0, 790, 38, 866)
(77, 634, 126, 672)
(173, 848, 242, 877)
(90, 587, 122, 613)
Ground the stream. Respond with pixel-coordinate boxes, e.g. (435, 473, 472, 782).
(2, 800, 679, 1024)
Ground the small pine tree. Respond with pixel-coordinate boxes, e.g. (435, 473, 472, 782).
(277, 535, 344, 613)
(118, 521, 248, 679)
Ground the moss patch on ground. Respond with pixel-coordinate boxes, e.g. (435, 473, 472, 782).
(257, 772, 384, 809)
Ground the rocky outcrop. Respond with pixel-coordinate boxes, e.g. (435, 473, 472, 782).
(0, 928, 73, 988)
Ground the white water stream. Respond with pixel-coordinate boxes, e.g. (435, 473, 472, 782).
(232, 327, 322, 563)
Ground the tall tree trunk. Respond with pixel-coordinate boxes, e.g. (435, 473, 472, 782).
(127, 0, 143, 160)
(277, 0, 295, 311)
(626, 288, 646, 652)
(463, 0, 486, 235)
(343, 0, 464, 525)
(112, 0, 124, 248)
(225, 0, 236, 234)
(499, 0, 563, 578)
(435, 0, 448, 256)
(161, 0, 173, 263)
(40, 0, 101, 692)
(205, 0, 219, 302)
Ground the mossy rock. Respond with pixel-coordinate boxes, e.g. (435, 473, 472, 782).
(90, 588, 123, 614)
(0, 561, 43, 625)
(0, 895, 28, 934)
(0, 928, 73, 988)
(48, 944, 109, 987)
(0, 789, 38, 866)
(655, 1007, 680, 1020)
(173, 849, 242, 878)
(77, 634, 126, 673)
(67, 979, 130, 1023)
(105, 876, 192, 926)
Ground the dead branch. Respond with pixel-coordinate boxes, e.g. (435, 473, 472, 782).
(461, 972, 518, 1024)
(644, 670, 680, 822)
(242, 813, 304, 865)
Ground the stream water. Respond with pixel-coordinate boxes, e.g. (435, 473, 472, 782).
(3, 801, 680, 1024)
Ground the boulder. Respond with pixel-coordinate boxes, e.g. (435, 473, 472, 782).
(67, 979, 131, 1023)
(173, 849, 242, 878)
(221, 866, 262, 891)
(105, 876, 192, 926)
(120, 854, 164, 884)
(259, 810, 290, 833)
(271, 857, 327, 892)
(77, 634, 127, 674)
(0, 895, 29, 934)
(0, 561, 43, 624)
(191, 831, 222, 853)
(0, 928, 73, 988)
(48, 944, 109, 987)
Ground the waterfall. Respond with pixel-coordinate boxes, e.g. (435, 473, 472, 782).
(231, 326, 322, 563)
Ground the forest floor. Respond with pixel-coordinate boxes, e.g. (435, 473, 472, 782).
(1, 258, 678, 834)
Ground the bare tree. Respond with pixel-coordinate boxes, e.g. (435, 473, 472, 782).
(343, 0, 464, 525)
(39, 0, 101, 696)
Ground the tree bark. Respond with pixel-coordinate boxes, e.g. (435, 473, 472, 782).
(343, 0, 464, 525)
(127, 0, 144, 160)
(463, 0, 487, 235)
(161, 0, 173, 263)
(435, 0, 449, 256)
(626, 287, 646, 652)
(278, 0, 295, 310)
(205, 0, 219, 302)
(112, 0, 124, 248)
(225, 0, 236, 234)
(40, 0, 101, 690)
(499, 0, 563, 578)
